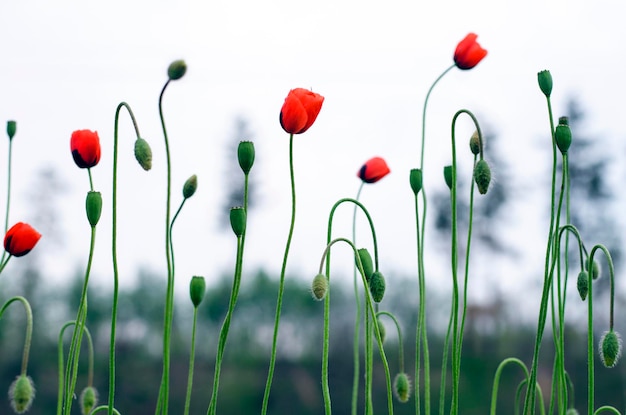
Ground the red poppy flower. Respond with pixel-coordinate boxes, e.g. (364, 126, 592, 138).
(3, 222, 41, 257)
(279, 88, 324, 134)
(358, 157, 391, 184)
(454, 33, 487, 70)
(71, 129, 101, 168)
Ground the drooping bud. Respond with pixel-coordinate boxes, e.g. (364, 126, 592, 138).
(183, 174, 198, 199)
(555, 117, 572, 154)
(229, 207, 246, 237)
(311, 273, 328, 301)
(565, 409, 580, 415)
(237, 141, 255, 175)
(189, 276, 206, 308)
(443, 165, 453, 190)
(409, 168, 423, 195)
(537, 70, 553, 98)
(86, 191, 103, 227)
(7, 120, 17, 140)
(167, 59, 187, 81)
(356, 248, 374, 282)
(376, 317, 386, 343)
(8, 375, 35, 414)
(473, 159, 491, 195)
(599, 330, 622, 368)
(577, 271, 589, 301)
(369, 271, 386, 303)
(469, 130, 481, 155)
(585, 258, 601, 280)
(80, 386, 98, 415)
(134, 138, 153, 171)
(393, 372, 411, 403)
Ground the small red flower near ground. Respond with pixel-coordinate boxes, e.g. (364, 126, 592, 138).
(279, 88, 324, 134)
(358, 157, 391, 183)
(4, 222, 41, 257)
(454, 33, 487, 70)
(71, 130, 101, 168)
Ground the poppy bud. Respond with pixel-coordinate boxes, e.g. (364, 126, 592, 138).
(357, 157, 390, 184)
(80, 386, 98, 415)
(279, 88, 324, 134)
(566, 409, 580, 415)
(577, 271, 589, 301)
(585, 258, 601, 280)
(237, 141, 255, 174)
(473, 159, 492, 195)
(555, 117, 572, 154)
(469, 131, 481, 155)
(8, 375, 35, 414)
(183, 175, 198, 199)
(409, 169, 423, 195)
(537, 70, 553, 98)
(86, 191, 103, 227)
(229, 207, 246, 237)
(443, 165, 453, 190)
(71, 129, 101, 169)
(376, 317, 386, 343)
(7, 120, 16, 140)
(393, 372, 411, 403)
(356, 248, 374, 282)
(599, 330, 622, 368)
(167, 59, 187, 81)
(453, 33, 487, 70)
(4, 222, 41, 257)
(189, 276, 206, 308)
(369, 271, 386, 303)
(134, 138, 153, 171)
(311, 273, 328, 301)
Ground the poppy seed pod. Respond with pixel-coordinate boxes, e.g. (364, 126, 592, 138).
(453, 33, 488, 70)
(469, 131, 481, 155)
(369, 271, 386, 303)
(393, 372, 411, 403)
(577, 271, 589, 301)
(4, 222, 41, 257)
(237, 141, 255, 174)
(134, 138, 153, 171)
(358, 157, 391, 184)
(356, 248, 374, 282)
(7, 120, 16, 140)
(555, 117, 572, 154)
(409, 169, 423, 195)
(599, 330, 622, 368)
(229, 207, 246, 237)
(376, 317, 386, 343)
(443, 165, 453, 190)
(189, 276, 206, 308)
(85, 191, 103, 227)
(279, 88, 324, 134)
(80, 386, 98, 415)
(8, 375, 35, 414)
(537, 70, 553, 98)
(183, 175, 198, 199)
(71, 129, 101, 169)
(311, 273, 328, 301)
(473, 159, 492, 195)
(167, 59, 187, 81)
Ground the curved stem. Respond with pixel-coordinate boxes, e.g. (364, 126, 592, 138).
(489, 357, 530, 415)
(376, 311, 405, 372)
(351, 182, 365, 415)
(0, 296, 33, 375)
(56, 321, 94, 415)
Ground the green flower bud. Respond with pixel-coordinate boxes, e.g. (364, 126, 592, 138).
(443, 165, 453, 190)
(555, 117, 572, 154)
(7, 120, 17, 140)
(80, 386, 98, 415)
(86, 191, 103, 227)
(183, 174, 198, 199)
(167, 59, 187, 81)
(565, 409, 580, 415)
(409, 168, 423, 195)
(376, 317, 386, 343)
(369, 271, 386, 303)
(9, 375, 35, 414)
(469, 130, 481, 155)
(473, 159, 491, 195)
(134, 138, 153, 171)
(356, 248, 374, 282)
(189, 276, 206, 307)
(230, 207, 246, 237)
(311, 273, 328, 301)
(393, 372, 411, 403)
(599, 330, 622, 368)
(237, 141, 255, 175)
(537, 70, 553, 98)
(577, 271, 589, 301)
(585, 258, 601, 280)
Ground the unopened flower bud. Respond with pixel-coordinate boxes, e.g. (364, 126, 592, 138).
(80, 386, 98, 415)
(369, 271, 386, 303)
(409, 168, 423, 195)
(393, 372, 411, 403)
(167, 59, 187, 81)
(599, 330, 622, 368)
(376, 317, 386, 343)
(86, 191, 103, 227)
(311, 273, 328, 300)
(443, 165, 453, 190)
(577, 271, 589, 301)
(566, 409, 580, 415)
(238, 141, 255, 175)
(473, 159, 491, 195)
(469, 130, 481, 155)
(183, 174, 198, 199)
(229, 207, 246, 237)
(555, 117, 572, 154)
(585, 258, 601, 280)
(7, 120, 17, 140)
(189, 276, 206, 307)
(356, 248, 374, 282)
(134, 138, 153, 171)
(537, 70, 553, 98)
(9, 375, 35, 414)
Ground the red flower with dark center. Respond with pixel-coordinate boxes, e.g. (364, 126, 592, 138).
(279, 88, 324, 134)
(358, 157, 391, 184)
(454, 33, 488, 70)
(4, 222, 41, 257)
(71, 129, 101, 168)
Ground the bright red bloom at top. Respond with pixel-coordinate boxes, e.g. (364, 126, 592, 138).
(4, 222, 41, 257)
(71, 129, 101, 168)
(358, 157, 391, 184)
(279, 88, 324, 134)
(454, 33, 487, 70)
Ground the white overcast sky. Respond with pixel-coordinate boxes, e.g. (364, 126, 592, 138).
(1, 0, 626, 309)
